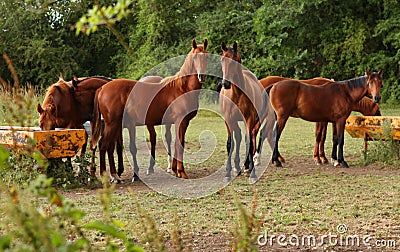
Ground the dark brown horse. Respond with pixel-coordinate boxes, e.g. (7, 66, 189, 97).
(37, 76, 112, 159)
(269, 70, 383, 168)
(91, 39, 208, 182)
(255, 77, 381, 165)
(254, 76, 334, 165)
(220, 42, 267, 183)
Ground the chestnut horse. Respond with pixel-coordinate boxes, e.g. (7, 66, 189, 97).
(220, 42, 267, 183)
(91, 39, 208, 182)
(37, 76, 112, 158)
(315, 96, 381, 166)
(89, 75, 175, 182)
(254, 76, 334, 165)
(255, 77, 381, 165)
(269, 70, 383, 168)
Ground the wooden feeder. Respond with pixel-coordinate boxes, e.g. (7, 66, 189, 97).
(345, 116, 400, 158)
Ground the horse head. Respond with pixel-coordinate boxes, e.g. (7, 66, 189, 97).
(366, 69, 384, 103)
(221, 41, 242, 89)
(37, 102, 57, 130)
(191, 39, 208, 83)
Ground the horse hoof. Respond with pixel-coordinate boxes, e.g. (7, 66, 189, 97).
(331, 158, 339, 167)
(315, 161, 322, 166)
(110, 178, 119, 184)
(166, 168, 171, 173)
(249, 176, 258, 184)
(131, 176, 139, 183)
(274, 160, 282, 167)
(244, 168, 251, 175)
(340, 161, 349, 168)
(223, 176, 231, 183)
(147, 169, 154, 175)
(179, 172, 188, 179)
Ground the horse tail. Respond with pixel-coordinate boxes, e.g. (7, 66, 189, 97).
(90, 89, 102, 150)
(257, 89, 269, 123)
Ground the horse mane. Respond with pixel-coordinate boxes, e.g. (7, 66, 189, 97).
(160, 47, 199, 88)
(43, 79, 71, 105)
(344, 76, 367, 90)
(72, 76, 113, 88)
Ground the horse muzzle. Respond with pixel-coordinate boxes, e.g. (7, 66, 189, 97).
(373, 95, 381, 103)
(198, 74, 206, 83)
(222, 79, 232, 89)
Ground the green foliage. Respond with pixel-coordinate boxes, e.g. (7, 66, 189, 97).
(0, 174, 144, 251)
(2, 0, 400, 97)
(231, 193, 260, 252)
(363, 121, 400, 166)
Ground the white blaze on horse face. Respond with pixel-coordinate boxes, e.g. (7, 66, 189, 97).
(193, 52, 207, 83)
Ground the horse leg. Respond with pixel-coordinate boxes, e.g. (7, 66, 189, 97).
(319, 122, 329, 164)
(128, 126, 140, 182)
(147, 125, 156, 175)
(254, 124, 265, 166)
(224, 122, 234, 182)
(165, 124, 172, 173)
(336, 120, 349, 168)
(272, 116, 288, 167)
(104, 123, 121, 183)
(256, 119, 285, 165)
(98, 136, 107, 178)
(232, 122, 242, 174)
(314, 122, 323, 165)
(116, 130, 124, 177)
(107, 139, 121, 183)
(247, 127, 258, 183)
(331, 123, 339, 166)
(175, 119, 189, 179)
(90, 145, 97, 176)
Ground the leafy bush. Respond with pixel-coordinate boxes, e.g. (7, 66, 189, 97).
(0, 174, 144, 251)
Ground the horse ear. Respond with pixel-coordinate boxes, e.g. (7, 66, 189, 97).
(221, 42, 228, 52)
(378, 69, 383, 76)
(192, 39, 197, 49)
(203, 39, 208, 50)
(37, 104, 44, 114)
(233, 41, 238, 55)
(365, 69, 371, 77)
(72, 78, 78, 88)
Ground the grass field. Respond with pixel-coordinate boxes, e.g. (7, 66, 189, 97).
(70, 107, 400, 250)
(1, 95, 400, 251)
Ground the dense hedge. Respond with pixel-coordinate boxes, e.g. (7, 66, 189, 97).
(1, 0, 399, 103)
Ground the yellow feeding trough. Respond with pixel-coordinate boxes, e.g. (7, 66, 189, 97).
(0, 126, 86, 159)
(345, 116, 400, 156)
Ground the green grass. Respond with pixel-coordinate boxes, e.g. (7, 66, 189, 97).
(69, 106, 400, 250)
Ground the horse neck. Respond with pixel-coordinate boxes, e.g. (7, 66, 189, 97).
(345, 76, 368, 104)
(231, 69, 246, 96)
(176, 56, 202, 91)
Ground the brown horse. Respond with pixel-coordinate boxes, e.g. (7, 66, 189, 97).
(269, 70, 383, 168)
(220, 42, 267, 183)
(37, 76, 112, 158)
(89, 75, 175, 182)
(315, 96, 381, 165)
(254, 76, 334, 165)
(91, 39, 208, 182)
